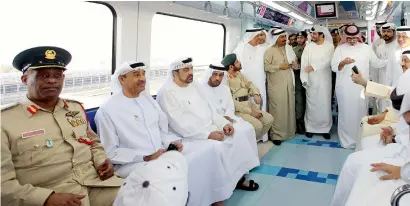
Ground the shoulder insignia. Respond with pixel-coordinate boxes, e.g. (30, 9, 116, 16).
(63, 98, 84, 105)
(1, 102, 21, 112)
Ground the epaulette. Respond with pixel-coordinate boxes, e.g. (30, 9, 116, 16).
(1, 102, 21, 112)
(63, 98, 84, 105)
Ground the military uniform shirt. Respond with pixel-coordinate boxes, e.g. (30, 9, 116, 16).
(228, 72, 260, 114)
(1, 97, 123, 206)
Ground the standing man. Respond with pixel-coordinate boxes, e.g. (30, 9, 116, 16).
(264, 29, 297, 145)
(220, 54, 274, 141)
(233, 28, 267, 112)
(372, 21, 387, 53)
(331, 25, 387, 148)
(331, 29, 341, 48)
(331, 28, 341, 109)
(1, 46, 123, 206)
(288, 33, 298, 47)
(300, 26, 335, 139)
(293, 31, 308, 134)
(374, 23, 397, 112)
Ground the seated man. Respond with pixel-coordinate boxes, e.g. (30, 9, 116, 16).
(114, 151, 189, 206)
(1, 46, 123, 206)
(95, 62, 233, 206)
(330, 71, 410, 206)
(221, 53, 274, 142)
(156, 57, 261, 196)
(352, 50, 410, 150)
(337, 91, 410, 206)
(199, 63, 258, 156)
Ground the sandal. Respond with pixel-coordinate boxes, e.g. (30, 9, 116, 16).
(235, 176, 259, 191)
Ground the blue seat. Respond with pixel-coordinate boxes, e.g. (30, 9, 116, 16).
(86, 107, 99, 134)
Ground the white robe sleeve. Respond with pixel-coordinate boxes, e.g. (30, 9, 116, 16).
(369, 46, 387, 69)
(331, 46, 343, 73)
(95, 108, 145, 165)
(300, 44, 310, 87)
(157, 90, 213, 140)
(400, 146, 410, 183)
(401, 161, 410, 183)
(223, 85, 239, 120)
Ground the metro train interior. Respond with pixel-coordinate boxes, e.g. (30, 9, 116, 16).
(0, 0, 409, 206)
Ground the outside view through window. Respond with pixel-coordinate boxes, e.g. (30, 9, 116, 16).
(0, 1, 113, 109)
(149, 14, 225, 95)
(0, 3, 225, 108)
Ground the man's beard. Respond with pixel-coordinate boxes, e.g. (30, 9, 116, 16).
(211, 80, 221, 87)
(383, 35, 394, 42)
(180, 74, 193, 84)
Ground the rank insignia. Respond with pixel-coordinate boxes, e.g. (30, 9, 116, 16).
(26, 105, 39, 115)
(68, 117, 87, 127)
(66, 111, 80, 117)
(78, 137, 94, 145)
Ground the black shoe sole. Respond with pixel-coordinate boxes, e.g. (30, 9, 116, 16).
(272, 140, 282, 145)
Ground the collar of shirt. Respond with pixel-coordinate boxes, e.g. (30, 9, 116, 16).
(20, 96, 69, 117)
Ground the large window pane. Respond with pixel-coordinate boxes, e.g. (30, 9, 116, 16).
(0, 1, 114, 109)
(149, 13, 225, 95)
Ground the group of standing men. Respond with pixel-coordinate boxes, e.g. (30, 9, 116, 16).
(236, 21, 409, 150)
(232, 25, 335, 146)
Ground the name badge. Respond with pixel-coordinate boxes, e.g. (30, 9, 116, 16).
(22, 129, 45, 139)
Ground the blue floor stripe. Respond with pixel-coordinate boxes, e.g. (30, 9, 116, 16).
(251, 164, 339, 185)
(284, 138, 343, 148)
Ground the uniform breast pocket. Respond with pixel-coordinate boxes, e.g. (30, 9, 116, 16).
(16, 135, 47, 167)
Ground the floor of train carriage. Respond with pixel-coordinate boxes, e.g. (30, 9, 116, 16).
(226, 119, 354, 206)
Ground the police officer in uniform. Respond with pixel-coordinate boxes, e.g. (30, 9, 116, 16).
(293, 31, 308, 134)
(221, 53, 274, 141)
(1, 46, 123, 206)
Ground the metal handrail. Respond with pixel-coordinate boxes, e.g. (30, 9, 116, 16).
(391, 184, 410, 206)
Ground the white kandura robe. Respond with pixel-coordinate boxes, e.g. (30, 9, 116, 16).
(200, 80, 258, 156)
(331, 43, 387, 148)
(375, 41, 399, 111)
(156, 82, 261, 190)
(331, 140, 409, 206)
(233, 42, 268, 142)
(95, 92, 233, 206)
(300, 41, 335, 133)
(359, 69, 410, 150)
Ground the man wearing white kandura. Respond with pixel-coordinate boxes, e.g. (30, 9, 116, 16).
(95, 61, 234, 206)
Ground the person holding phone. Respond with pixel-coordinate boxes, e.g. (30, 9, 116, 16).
(331, 25, 387, 149)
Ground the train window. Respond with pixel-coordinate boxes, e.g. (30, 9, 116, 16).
(149, 13, 225, 95)
(0, 1, 115, 109)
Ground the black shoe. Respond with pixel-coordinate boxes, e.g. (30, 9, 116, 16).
(306, 132, 313, 138)
(272, 140, 282, 145)
(323, 133, 331, 139)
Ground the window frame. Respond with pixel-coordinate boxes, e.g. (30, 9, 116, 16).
(88, 1, 118, 75)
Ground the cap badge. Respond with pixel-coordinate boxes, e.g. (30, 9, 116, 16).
(45, 50, 56, 60)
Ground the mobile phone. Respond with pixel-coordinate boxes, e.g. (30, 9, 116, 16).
(352, 66, 359, 74)
(167, 143, 178, 151)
